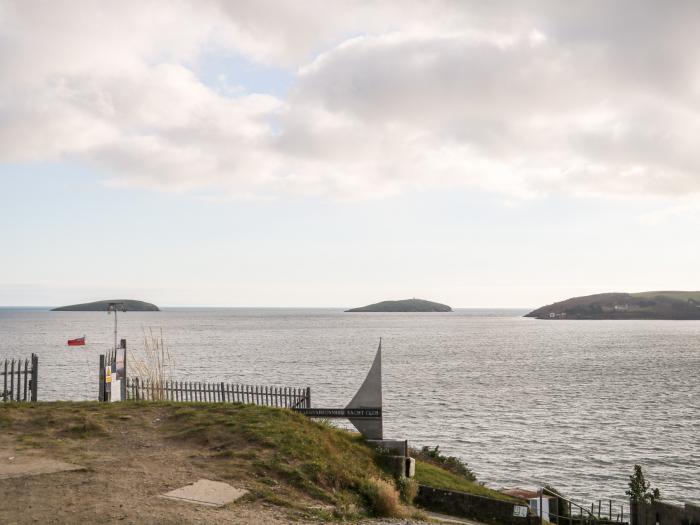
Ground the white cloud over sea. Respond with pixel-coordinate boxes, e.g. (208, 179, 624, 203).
(2, 1, 700, 200)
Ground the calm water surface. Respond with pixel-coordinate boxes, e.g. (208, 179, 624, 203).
(1, 308, 698, 505)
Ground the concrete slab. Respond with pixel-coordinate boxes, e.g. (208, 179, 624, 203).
(0, 454, 85, 480)
(160, 479, 248, 507)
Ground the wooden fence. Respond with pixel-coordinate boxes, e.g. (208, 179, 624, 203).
(125, 377, 310, 408)
(1, 354, 38, 402)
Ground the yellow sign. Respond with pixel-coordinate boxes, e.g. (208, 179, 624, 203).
(105, 365, 112, 384)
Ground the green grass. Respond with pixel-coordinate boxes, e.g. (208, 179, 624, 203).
(414, 460, 521, 503)
(1, 402, 523, 518)
(631, 290, 700, 301)
(0, 401, 404, 518)
(162, 402, 384, 505)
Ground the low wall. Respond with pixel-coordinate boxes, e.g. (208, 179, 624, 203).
(416, 485, 532, 525)
(632, 501, 700, 525)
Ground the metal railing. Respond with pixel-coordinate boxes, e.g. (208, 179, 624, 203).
(542, 487, 630, 525)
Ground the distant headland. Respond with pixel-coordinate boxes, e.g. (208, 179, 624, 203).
(346, 298, 452, 312)
(51, 299, 160, 312)
(526, 291, 700, 320)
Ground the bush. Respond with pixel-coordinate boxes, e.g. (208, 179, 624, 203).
(413, 445, 476, 481)
(396, 477, 419, 504)
(626, 465, 660, 503)
(361, 477, 404, 517)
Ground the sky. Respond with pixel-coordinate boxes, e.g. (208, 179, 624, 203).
(2, 0, 700, 308)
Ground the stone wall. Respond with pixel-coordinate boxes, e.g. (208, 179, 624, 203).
(632, 501, 700, 525)
(416, 484, 532, 525)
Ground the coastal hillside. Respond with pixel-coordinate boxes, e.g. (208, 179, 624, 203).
(0, 402, 510, 523)
(526, 291, 700, 320)
(346, 298, 452, 313)
(51, 299, 160, 312)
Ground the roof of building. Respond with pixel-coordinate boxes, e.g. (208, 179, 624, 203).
(501, 488, 553, 500)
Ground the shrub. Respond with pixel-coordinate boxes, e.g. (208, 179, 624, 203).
(361, 477, 404, 517)
(626, 465, 661, 503)
(129, 327, 173, 400)
(413, 445, 477, 481)
(397, 477, 419, 504)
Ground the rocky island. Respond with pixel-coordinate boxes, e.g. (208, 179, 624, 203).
(526, 291, 700, 320)
(51, 299, 160, 312)
(346, 298, 452, 312)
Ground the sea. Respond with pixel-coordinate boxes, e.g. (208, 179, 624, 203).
(0, 307, 698, 506)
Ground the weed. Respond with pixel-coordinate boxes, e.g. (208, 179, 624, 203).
(60, 416, 108, 438)
(360, 477, 404, 517)
(413, 445, 477, 481)
(396, 476, 419, 504)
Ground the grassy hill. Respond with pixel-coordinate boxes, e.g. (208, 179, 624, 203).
(631, 290, 700, 301)
(346, 298, 452, 312)
(526, 291, 700, 320)
(0, 402, 511, 522)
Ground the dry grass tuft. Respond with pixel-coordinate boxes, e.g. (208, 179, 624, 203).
(128, 327, 173, 399)
(362, 477, 404, 517)
(60, 415, 108, 438)
(397, 476, 419, 504)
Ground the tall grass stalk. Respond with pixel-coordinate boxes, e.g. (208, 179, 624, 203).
(128, 327, 173, 400)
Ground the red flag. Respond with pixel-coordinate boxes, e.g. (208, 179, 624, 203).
(67, 337, 85, 346)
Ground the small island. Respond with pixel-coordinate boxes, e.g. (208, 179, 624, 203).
(346, 298, 452, 312)
(51, 299, 160, 312)
(526, 291, 700, 320)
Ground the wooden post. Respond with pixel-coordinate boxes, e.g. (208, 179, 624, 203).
(609, 500, 612, 520)
(10, 359, 15, 402)
(30, 354, 38, 402)
(120, 339, 127, 402)
(21, 359, 27, 401)
(540, 490, 543, 525)
(306, 387, 311, 408)
(3, 359, 7, 402)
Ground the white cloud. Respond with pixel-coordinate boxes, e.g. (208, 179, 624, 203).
(2, 1, 700, 200)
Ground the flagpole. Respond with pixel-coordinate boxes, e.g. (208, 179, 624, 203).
(108, 302, 125, 352)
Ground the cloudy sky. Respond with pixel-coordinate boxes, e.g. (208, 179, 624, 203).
(2, 0, 700, 307)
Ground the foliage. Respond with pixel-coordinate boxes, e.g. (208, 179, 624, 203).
(128, 327, 173, 400)
(414, 445, 477, 481)
(626, 465, 660, 503)
(359, 477, 404, 517)
(396, 476, 419, 504)
(414, 460, 520, 502)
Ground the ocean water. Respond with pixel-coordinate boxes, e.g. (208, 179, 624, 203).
(0, 307, 698, 506)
